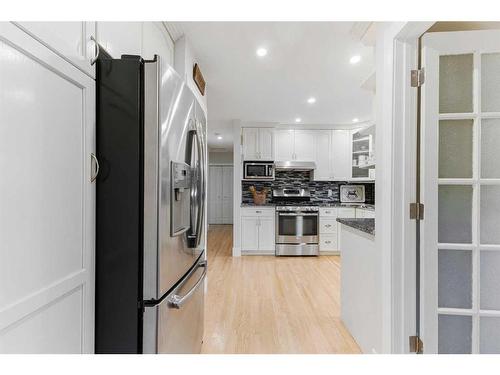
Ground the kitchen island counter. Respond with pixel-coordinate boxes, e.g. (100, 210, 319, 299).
(336, 218, 375, 236)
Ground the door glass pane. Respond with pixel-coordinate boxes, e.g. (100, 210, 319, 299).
(438, 314, 472, 354)
(439, 54, 473, 114)
(481, 53, 500, 112)
(481, 119, 500, 178)
(439, 120, 473, 178)
(438, 185, 473, 243)
(302, 216, 318, 236)
(438, 250, 472, 308)
(278, 216, 297, 236)
(480, 317, 500, 354)
(480, 251, 500, 310)
(480, 185, 500, 244)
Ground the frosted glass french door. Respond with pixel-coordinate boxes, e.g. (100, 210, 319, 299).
(421, 30, 500, 354)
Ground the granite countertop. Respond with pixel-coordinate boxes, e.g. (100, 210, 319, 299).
(241, 202, 374, 210)
(336, 218, 375, 236)
(241, 203, 276, 207)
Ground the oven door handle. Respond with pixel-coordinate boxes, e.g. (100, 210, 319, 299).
(278, 213, 318, 216)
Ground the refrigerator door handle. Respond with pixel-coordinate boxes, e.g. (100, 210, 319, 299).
(186, 124, 205, 248)
(167, 260, 207, 309)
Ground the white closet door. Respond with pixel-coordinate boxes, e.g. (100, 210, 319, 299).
(208, 166, 223, 224)
(222, 166, 233, 224)
(421, 30, 500, 354)
(294, 130, 315, 161)
(275, 129, 295, 161)
(0, 23, 95, 353)
(332, 130, 352, 179)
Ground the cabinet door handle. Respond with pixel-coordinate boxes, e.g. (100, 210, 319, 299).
(90, 36, 99, 65)
(325, 240, 332, 244)
(255, 210, 262, 213)
(325, 211, 331, 214)
(90, 153, 99, 182)
(325, 224, 332, 228)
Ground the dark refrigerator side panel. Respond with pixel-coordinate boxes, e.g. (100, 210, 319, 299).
(95, 56, 144, 354)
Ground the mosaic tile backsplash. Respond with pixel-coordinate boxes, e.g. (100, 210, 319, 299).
(242, 170, 375, 204)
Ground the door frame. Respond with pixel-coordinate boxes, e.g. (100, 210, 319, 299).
(380, 22, 434, 353)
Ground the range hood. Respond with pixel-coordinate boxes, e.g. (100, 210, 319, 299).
(274, 161, 316, 171)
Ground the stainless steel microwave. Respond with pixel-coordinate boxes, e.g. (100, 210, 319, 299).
(243, 161, 275, 180)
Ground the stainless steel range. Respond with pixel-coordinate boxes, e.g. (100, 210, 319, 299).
(273, 188, 319, 256)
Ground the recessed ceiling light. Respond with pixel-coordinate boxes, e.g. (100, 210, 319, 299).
(295, 118, 302, 123)
(217, 135, 223, 140)
(256, 47, 268, 57)
(352, 118, 359, 123)
(307, 97, 316, 104)
(350, 55, 361, 64)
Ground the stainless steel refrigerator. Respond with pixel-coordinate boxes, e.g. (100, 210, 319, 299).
(95, 54, 207, 354)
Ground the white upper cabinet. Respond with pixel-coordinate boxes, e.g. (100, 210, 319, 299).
(242, 128, 275, 160)
(275, 129, 295, 161)
(141, 22, 174, 66)
(313, 131, 332, 180)
(258, 128, 275, 160)
(95, 22, 142, 58)
(331, 130, 353, 180)
(14, 22, 97, 78)
(242, 128, 259, 160)
(294, 130, 315, 161)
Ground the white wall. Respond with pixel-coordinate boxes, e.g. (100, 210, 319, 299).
(209, 151, 233, 165)
(174, 36, 207, 115)
(96, 22, 174, 66)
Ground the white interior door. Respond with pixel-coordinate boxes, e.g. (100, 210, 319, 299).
(0, 23, 95, 353)
(208, 166, 223, 224)
(421, 29, 500, 354)
(222, 166, 233, 224)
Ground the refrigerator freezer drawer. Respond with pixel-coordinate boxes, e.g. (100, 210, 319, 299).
(143, 254, 206, 354)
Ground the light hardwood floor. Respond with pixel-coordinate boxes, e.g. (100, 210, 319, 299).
(201, 225, 361, 354)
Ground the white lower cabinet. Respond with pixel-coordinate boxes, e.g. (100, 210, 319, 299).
(240, 208, 275, 253)
(319, 207, 358, 254)
(356, 208, 375, 218)
(319, 208, 339, 253)
(241, 217, 259, 250)
(320, 235, 338, 251)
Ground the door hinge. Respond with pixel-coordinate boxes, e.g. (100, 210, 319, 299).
(409, 335, 424, 353)
(410, 202, 424, 220)
(411, 68, 425, 87)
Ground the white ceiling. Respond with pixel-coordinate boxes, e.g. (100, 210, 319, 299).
(167, 22, 375, 150)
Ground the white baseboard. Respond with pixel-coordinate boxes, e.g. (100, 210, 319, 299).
(232, 247, 241, 257)
(319, 251, 341, 256)
(241, 250, 275, 256)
